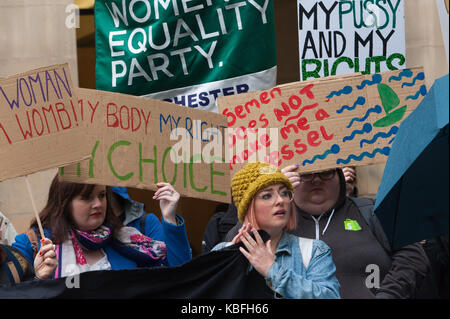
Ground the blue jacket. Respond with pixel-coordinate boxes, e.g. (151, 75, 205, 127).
(113, 187, 191, 266)
(12, 188, 191, 270)
(214, 232, 340, 299)
(266, 232, 340, 299)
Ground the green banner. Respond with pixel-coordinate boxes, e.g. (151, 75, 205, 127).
(95, 0, 277, 112)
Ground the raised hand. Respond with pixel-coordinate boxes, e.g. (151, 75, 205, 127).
(239, 229, 274, 278)
(342, 166, 356, 196)
(153, 182, 180, 225)
(281, 164, 300, 188)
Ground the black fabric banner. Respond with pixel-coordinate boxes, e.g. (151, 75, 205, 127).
(0, 231, 273, 299)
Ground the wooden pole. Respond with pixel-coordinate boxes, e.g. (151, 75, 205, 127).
(24, 175, 45, 239)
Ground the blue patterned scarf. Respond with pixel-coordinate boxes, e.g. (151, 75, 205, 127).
(54, 225, 166, 278)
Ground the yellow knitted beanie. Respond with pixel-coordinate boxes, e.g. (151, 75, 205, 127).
(232, 162, 293, 222)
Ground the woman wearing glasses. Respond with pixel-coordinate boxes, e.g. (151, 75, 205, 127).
(281, 165, 430, 299)
(213, 162, 340, 299)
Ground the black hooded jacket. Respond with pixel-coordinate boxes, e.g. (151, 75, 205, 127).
(290, 169, 430, 298)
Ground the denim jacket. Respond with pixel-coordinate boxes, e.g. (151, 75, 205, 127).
(266, 232, 340, 299)
(213, 232, 340, 299)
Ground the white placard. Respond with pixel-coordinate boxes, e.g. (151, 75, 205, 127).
(298, 0, 406, 81)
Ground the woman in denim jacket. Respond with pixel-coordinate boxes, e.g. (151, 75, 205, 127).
(213, 162, 340, 299)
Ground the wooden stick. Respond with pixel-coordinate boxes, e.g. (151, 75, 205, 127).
(24, 175, 45, 239)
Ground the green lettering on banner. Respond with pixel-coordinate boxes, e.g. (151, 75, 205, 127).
(58, 89, 230, 203)
(302, 59, 321, 80)
(162, 146, 177, 185)
(59, 140, 99, 178)
(331, 56, 354, 75)
(210, 157, 227, 196)
(301, 53, 406, 81)
(108, 140, 134, 181)
(183, 161, 187, 188)
(139, 143, 158, 183)
(89, 140, 100, 178)
(386, 52, 405, 70)
(61, 141, 228, 199)
(189, 154, 207, 193)
(183, 154, 188, 189)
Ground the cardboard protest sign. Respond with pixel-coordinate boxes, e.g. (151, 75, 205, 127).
(95, 0, 277, 112)
(298, 0, 406, 81)
(217, 68, 427, 174)
(0, 64, 91, 181)
(60, 88, 230, 203)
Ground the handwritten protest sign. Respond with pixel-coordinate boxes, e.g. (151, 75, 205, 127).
(95, 0, 277, 112)
(60, 88, 230, 203)
(217, 68, 426, 174)
(0, 64, 91, 181)
(298, 0, 406, 81)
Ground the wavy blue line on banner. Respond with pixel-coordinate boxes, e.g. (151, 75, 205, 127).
(343, 123, 373, 142)
(326, 85, 353, 99)
(356, 74, 382, 90)
(388, 69, 413, 82)
(336, 96, 366, 114)
(302, 144, 341, 166)
(336, 147, 391, 165)
(401, 72, 425, 88)
(359, 126, 399, 148)
(406, 85, 427, 100)
(346, 105, 382, 128)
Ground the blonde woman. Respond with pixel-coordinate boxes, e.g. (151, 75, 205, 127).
(214, 162, 340, 299)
